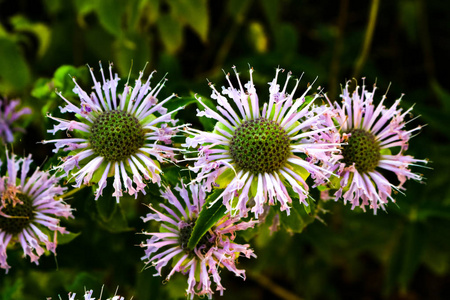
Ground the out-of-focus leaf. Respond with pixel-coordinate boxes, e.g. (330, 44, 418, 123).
(53, 64, 88, 95)
(188, 189, 226, 249)
(95, 0, 124, 36)
(0, 38, 30, 94)
(32, 78, 53, 100)
(274, 23, 298, 59)
(10, 15, 51, 58)
(247, 22, 268, 53)
(430, 79, 450, 112)
(66, 272, 103, 292)
(228, 0, 252, 22)
(43, 0, 64, 14)
(398, 0, 419, 43)
(56, 231, 81, 245)
(113, 32, 152, 77)
(97, 204, 134, 233)
(137, 0, 160, 27)
(96, 188, 118, 222)
(261, 0, 279, 29)
(170, 0, 209, 42)
(0, 277, 24, 300)
(73, 0, 96, 16)
(157, 14, 183, 54)
(279, 196, 315, 233)
(385, 223, 425, 293)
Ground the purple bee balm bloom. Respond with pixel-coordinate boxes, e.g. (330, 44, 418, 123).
(43, 62, 184, 202)
(326, 79, 428, 213)
(184, 66, 339, 218)
(140, 183, 257, 299)
(0, 151, 73, 273)
(0, 97, 31, 144)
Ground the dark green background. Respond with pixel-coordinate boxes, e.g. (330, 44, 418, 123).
(0, 0, 449, 299)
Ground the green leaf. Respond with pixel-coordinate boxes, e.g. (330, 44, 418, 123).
(279, 196, 315, 233)
(215, 168, 235, 189)
(170, 0, 209, 42)
(0, 277, 24, 300)
(0, 37, 30, 94)
(157, 14, 183, 54)
(187, 189, 227, 249)
(96, 189, 118, 222)
(10, 15, 51, 58)
(53, 64, 88, 96)
(97, 204, 134, 233)
(66, 272, 103, 292)
(113, 32, 152, 76)
(261, 0, 279, 29)
(56, 231, 81, 245)
(95, 0, 124, 36)
(385, 223, 425, 293)
(73, 0, 96, 16)
(144, 0, 160, 24)
(164, 96, 197, 114)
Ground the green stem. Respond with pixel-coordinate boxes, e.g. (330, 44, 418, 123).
(248, 271, 304, 300)
(353, 0, 380, 79)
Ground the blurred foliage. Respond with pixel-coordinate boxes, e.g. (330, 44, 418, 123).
(1, 0, 450, 299)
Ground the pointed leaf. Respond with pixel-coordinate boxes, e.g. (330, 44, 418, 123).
(188, 189, 226, 249)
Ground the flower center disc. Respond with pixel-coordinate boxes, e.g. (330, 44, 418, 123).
(89, 110, 145, 162)
(0, 193, 34, 235)
(230, 117, 291, 174)
(342, 129, 381, 173)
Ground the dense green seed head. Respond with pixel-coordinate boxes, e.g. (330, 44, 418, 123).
(89, 110, 145, 162)
(230, 117, 291, 174)
(342, 129, 381, 173)
(0, 193, 34, 235)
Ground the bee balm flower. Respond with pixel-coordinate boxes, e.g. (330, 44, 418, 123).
(328, 80, 427, 213)
(185, 66, 339, 217)
(43, 63, 183, 202)
(141, 183, 257, 299)
(0, 151, 72, 273)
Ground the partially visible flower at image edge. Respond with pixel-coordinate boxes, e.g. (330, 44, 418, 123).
(325, 79, 428, 213)
(46, 287, 127, 300)
(0, 97, 31, 144)
(43, 62, 184, 202)
(184, 66, 339, 218)
(141, 182, 257, 299)
(0, 150, 73, 273)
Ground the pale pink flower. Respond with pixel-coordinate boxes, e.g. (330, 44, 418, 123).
(0, 151, 73, 273)
(47, 287, 126, 300)
(140, 183, 257, 299)
(184, 66, 339, 218)
(43, 62, 183, 202)
(326, 79, 427, 213)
